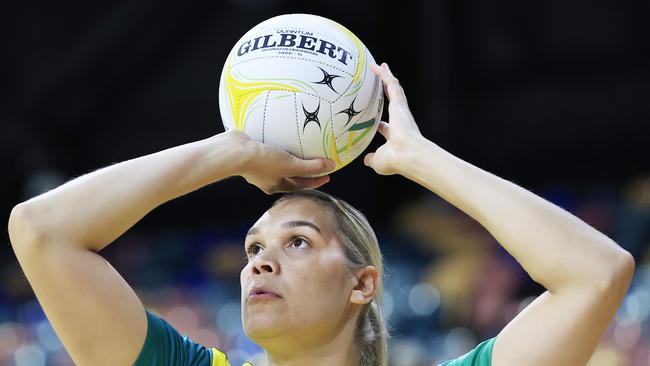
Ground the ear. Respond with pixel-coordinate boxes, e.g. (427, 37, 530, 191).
(349, 266, 378, 305)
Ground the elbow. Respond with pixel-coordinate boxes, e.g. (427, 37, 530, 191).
(8, 202, 48, 254)
(613, 249, 635, 290)
(596, 247, 635, 297)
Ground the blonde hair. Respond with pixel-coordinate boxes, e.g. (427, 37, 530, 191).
(272, 189, 390, 366)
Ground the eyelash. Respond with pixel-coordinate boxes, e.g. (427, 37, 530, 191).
(245, 236, 310, 259)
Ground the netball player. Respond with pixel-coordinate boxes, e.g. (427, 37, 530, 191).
(8, 63, 634, 365)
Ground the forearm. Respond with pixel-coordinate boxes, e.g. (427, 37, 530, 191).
(400, 136, 632, 292)
(10, 132, 248, 252)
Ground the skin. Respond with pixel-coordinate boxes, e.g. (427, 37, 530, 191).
(240, 198, 377, 365)
(8, 62, 634, 366)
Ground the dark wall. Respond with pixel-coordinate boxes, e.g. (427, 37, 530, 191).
(2, 0, 649, 234)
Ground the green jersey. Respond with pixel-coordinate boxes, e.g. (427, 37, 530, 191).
(438, 337, 495, 366)
(134, 309, 494, 365)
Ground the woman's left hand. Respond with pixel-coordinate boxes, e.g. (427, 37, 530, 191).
(363, 63, 424, 176)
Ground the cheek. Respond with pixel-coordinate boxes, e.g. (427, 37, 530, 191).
(240, 268, 251, 296)
(295, 253, 351, 303)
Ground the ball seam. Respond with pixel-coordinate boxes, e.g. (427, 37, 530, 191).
(262, 90, 270, 143)
(294, 92, 305, 159)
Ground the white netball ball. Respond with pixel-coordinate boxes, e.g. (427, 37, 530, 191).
(218, 14, 383, 174)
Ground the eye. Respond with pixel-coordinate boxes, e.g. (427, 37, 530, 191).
(290, 237, 310, 249)
(246, 243, 262, 257)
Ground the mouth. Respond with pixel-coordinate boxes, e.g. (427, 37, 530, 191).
(248, 292, 281, 301)
(248, 286, 282, 300)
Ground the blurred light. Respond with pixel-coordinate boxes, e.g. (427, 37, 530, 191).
(631, 288, 650, 322)
(248, 351, 268, 366)
(443, 327, 476, 359)
(236, 333, 262, 355)
(193, 328, 221, 349)
(217, 302, 241, 333)
(638, 264, 650, 285)
(390, 339, 426, 366)
(613, 322, 641, 350)
(614, 292, 644, 327)
(623, 294, 640, 322)
(383, 290, 394, 320)
(408, 283, 440, 316)
(0, 322, 20, 355)
(226, 349, 252, 366)
(14, 344, 46, 366)
(167, 306, 199, 332)
(24, 169, 65, 198)
(36, 321, 63, 352)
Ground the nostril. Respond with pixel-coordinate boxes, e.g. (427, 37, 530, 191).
(261, 264, 273, 272)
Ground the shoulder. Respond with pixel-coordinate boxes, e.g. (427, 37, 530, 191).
(133, 309, 229, 366)
(438, 337, 496, 366)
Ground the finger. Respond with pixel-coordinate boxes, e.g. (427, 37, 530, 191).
(370, 63, 382, 76)
(287, 175, 331, 190)
(382, 79, 390, 102)
(287, 157, 335, 177)
(376, 121, 389, 139)
(374, 63, 395, 85)
(363, 153, 374, 167)
(274, 177, 308, 193)
(372, 63, 390, 101)
(273, 177, 295, 193)
(312, 175, 331, 189)
(378, 63, 407, 106)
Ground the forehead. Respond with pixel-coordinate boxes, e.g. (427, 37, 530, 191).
(251, 198, 334, 232)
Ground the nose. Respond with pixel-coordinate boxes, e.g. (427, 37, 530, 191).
(251, 251, 279, 275)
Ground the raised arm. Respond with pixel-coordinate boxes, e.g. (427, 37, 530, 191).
(364, 63, 634, 366)
(8, 130, 334, 366)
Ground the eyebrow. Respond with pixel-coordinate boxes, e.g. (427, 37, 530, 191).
(246, 220, 322, 237)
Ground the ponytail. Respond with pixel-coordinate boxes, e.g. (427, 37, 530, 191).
(355, 300, 389, 366)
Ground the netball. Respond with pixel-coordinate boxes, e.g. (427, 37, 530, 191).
(218, 14, 383, 173)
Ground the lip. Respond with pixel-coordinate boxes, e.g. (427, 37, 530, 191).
(248, 292, 281, 301)
(248, 286, 282, 299)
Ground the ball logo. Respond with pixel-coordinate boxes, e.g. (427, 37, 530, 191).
(336, 97, 361, 127)
(236, 32, 354, 66)
(313, 67, 342, 93)
(302, 101, 322, 132)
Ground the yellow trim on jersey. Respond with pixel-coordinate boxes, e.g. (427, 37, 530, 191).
(211, 348, 230, 366)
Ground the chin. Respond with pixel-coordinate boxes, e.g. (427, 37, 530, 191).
(243, 312, 288, 340)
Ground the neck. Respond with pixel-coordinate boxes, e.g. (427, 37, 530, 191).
(261, 314, 359, 366)
(266, 346, 357, 366)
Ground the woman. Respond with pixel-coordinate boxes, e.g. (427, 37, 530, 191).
(8, 63, 634, 366)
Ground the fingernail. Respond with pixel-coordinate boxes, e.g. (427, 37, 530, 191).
(326, 160, 336, 170)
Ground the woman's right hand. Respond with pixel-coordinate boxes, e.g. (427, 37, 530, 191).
(225, 129, 335, 194)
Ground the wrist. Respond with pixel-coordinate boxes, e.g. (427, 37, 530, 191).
(396, 134, 435, 177)
(202, 130, 257, 179)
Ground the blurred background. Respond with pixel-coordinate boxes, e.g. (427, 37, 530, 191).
(1, 0, 649, 365)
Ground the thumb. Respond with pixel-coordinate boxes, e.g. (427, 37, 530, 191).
(363, 153, 374, 168)
(376, 121, 389, 139)
(288, 156, 335, 177)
